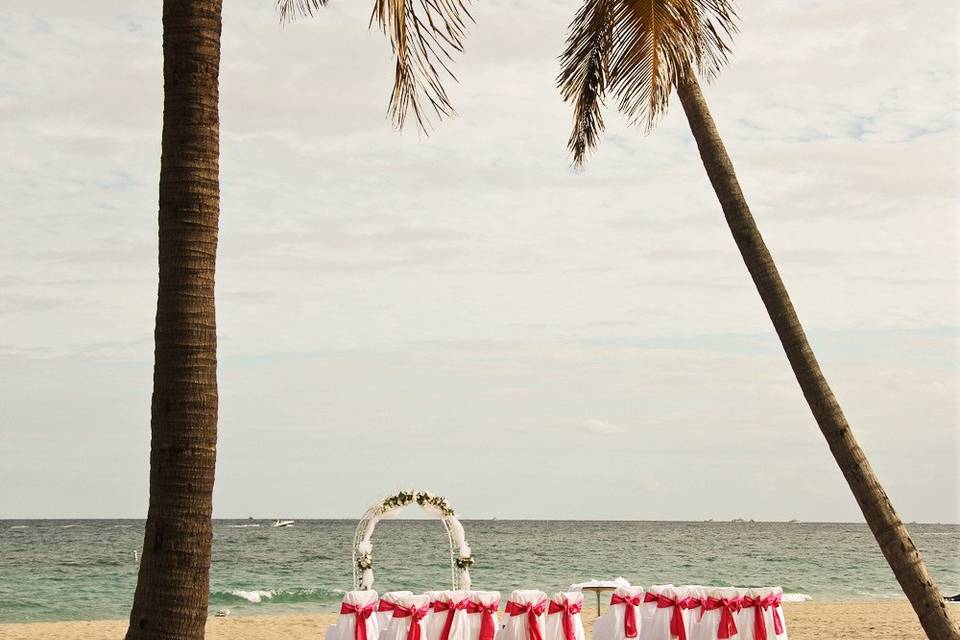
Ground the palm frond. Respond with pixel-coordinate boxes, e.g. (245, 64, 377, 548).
(558, 0, 737, 160)
(371, 0, 474, 132)
(276, 0, 329, 24)
(558, 0, 615, 165)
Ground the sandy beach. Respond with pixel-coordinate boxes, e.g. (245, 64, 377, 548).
(0, 602, 932, 640)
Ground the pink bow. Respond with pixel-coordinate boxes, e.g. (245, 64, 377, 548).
(340, 602, 376, 640)
(433, 599, 470, 640)
(702, 597, 741, 640)
(610, 594, 642, 638)
(393, 604, 430, 640)
(504, 599, 547, 640)
(741, 595, 784, 640)
(548, 600, 582, 640)
(467, 600, 500, 640)
(644, 593, 689, 640)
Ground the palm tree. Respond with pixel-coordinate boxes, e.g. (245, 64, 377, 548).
(125, 2, 222, 639)
(558, 2, 958, 638)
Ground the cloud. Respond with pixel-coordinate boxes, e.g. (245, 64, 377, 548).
(0, 0, 956, 521)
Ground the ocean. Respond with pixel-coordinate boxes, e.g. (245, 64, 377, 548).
(0, 519, 957, 623)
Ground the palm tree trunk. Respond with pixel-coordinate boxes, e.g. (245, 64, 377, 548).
(125, 2, 222, 639)
(674, 74, 958, 640)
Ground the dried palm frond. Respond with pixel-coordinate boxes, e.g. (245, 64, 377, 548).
(557, 0, 615, 164)
(559, 0, 738, 164)
(276, 0, 473, 133)
(276, 0, 329, 23)
(371, 0, 473, 132)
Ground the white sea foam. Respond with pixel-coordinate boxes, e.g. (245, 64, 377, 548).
(230, 589, 275, 603)
(226, 524, 261, 528)
(782, 593, 813, 602)
(9, 525, 28, 529)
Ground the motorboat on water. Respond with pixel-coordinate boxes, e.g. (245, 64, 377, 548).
(272, 519, 295, 528)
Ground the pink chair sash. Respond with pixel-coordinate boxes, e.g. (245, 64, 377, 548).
(504, 599, 548, 640)
(393, 604, 430, 640)
(340, 602, 376, 640)
(609, 593, 642, 638)
(433, 599, 470, 640)
(467, 600, 500, 640)
(701, 597, 741, 640)
(643, 593, 697, 640)
(547, 600, 582, 640)
(740, 595, 784, 640)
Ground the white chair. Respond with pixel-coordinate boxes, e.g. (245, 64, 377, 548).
(638, 584, 671, 627)
(497, 590, 548, 640)
(639, 585, 688, 640)
(330, 590, 380, 640)
(595, 585, 644, 640)
(738, 587, 786, 640)
(427, 591, 471, 640)
(466, 591, 502, 640)
(378, 592, 414, 640)
(681, 586, 708, 640)
(545, 592, 585, 640)
(696, 587, 742, 640)
(386, 595, 432, 640)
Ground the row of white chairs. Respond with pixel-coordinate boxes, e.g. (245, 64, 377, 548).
(327, 585, 786, 640)
(593, 585, 787, 640)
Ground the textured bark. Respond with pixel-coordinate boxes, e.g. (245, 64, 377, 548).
(125, 2, 222, 639)
(675, 75, 959, 640)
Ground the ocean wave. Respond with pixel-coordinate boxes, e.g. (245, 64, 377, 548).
(225, 524, 261, 528)
(210, 587, 344, 605)
(781, 593, 812, 602)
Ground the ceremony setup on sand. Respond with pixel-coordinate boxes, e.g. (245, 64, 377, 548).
(323, 491, 788, 640)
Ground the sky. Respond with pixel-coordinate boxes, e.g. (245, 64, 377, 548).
(0, 0, 957, 522)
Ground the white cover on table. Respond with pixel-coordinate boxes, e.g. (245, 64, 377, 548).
(545, 592, 585, 640)
(426, 591, 471, 640)
(595, 585, 644, 640)
(329, 591, 380, 640)
(386, 595, 432, 640)
(497, 590, 548, 640)
(465, 591, 502, 640)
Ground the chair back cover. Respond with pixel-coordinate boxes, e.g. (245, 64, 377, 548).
(681, 586, 710, 640)
(545, 592, 585, 640)
(427, 591, 471, 640)
(466, 591, 502, 640)
(638, 585, 689, 640)
(386, 595, 432, 640)
(497, 590, 548, 640)
(377, 592, 415, 638)
(737, 587, 786, 640)
(596, 585, 644, 640)
(332, 590, 380, 640)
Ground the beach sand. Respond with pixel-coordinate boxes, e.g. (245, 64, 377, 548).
(0, 602, 933, 640)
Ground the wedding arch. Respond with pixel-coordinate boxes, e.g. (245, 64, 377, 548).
(352, 490, 474, 591)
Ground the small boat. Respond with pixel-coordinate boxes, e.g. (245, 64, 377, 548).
(272, 519, 295, 528)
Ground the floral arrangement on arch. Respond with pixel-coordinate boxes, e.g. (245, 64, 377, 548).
(378, 490, 456, 517)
